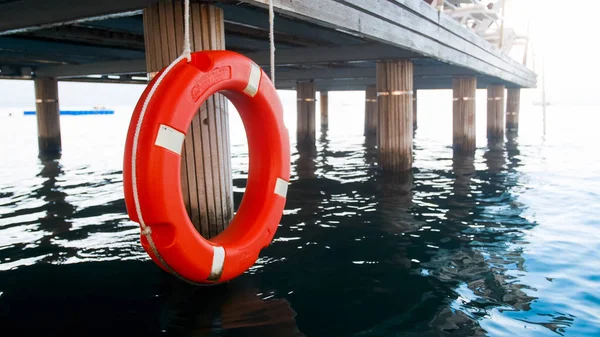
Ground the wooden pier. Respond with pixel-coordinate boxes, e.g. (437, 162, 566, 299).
(0, 0, 535, 235)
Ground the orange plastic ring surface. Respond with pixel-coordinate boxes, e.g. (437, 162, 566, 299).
(123, 51, 290, 283)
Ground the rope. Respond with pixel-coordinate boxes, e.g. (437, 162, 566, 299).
(182, 0, 192, 62)
(269, 0, 275, 84)
(131, 0, 201, 285)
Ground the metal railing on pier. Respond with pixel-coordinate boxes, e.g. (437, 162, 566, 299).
(424, 0, 529, 65)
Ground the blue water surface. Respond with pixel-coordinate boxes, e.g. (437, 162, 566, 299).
(0, 89, 599, 336)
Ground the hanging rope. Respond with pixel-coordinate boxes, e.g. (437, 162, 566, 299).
(269, 0, 275, 85)
(182, 0, 192, 62)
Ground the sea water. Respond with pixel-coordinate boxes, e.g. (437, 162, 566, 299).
(0, 88, 599, 336)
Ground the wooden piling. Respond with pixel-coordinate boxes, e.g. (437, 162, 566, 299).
(452, 77, 477, 153)
(487, 84, 505, 140)
(364, 85, 377, 136)
(34, 78, 61, 157)
(320, 91, 328, 128)
(376, 60, 413, 172)
(296, 80, 316, 149)
(506, 88, 520, 134)
(143, 1, 232, 238)
(413, 89, 418, 130)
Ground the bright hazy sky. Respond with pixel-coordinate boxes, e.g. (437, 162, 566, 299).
(0, 0, 595, 107)
(506, 0, 599, 105)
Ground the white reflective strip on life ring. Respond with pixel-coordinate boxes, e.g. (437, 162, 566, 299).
(155, 124, 185, 155)
(209, 246, 225, 280)
(243, 62, 261, 97)
(274, 178, 289, 197)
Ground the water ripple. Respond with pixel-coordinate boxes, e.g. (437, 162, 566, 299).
(0, 104, 599, 336)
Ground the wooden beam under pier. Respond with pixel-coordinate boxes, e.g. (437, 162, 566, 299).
(33, 58, 480, 82)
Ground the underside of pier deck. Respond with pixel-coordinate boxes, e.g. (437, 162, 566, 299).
(0, 0, 536, 91)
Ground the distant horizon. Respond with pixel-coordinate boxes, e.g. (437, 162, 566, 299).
(1, 78, 596, 111)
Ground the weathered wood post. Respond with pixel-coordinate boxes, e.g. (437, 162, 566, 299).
(296, 80, 316, 149)
(506, 88, 520, 134)
(320, 91, 328, 129)
(376, 60, 413, 172)
(413, 89, 418, 130)
(364, 85, 377, 137)
(487, 84, 505, 140)
(452, 77, 477, 153)
(144, 1, 232, 238)
(34, 78, 61, 158)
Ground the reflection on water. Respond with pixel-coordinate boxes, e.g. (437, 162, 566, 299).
(1, 104, 600, 336)
(32, 158, 76, 261)
(163, 278, 304, 336)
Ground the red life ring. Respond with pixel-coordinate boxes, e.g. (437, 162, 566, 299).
(123, 51, 290, 284)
